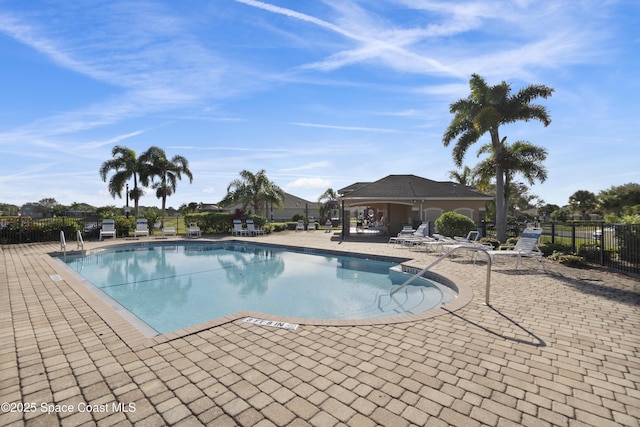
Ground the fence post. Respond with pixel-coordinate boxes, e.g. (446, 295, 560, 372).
(571, 222, 576, 253)
(599, 222, 605, 266)
(551, 222, 555, 244)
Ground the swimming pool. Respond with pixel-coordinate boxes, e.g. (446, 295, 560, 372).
(61, 242, 455, 334)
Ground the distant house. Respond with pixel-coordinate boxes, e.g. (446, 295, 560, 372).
(339, 174, 492, 235)
(200, 204, 221, 212)
(222, 192, 319, 222)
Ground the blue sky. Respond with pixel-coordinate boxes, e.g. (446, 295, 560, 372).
(0, 0, 638, 210)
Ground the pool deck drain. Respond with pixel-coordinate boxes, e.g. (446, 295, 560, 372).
(2, 232, 639, 426)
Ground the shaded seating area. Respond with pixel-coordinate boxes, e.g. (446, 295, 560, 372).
(99, 219, 116, 240)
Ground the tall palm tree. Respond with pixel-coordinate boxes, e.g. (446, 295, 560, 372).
(139, 146, 193, 227)
(443, 74, 553, 241)
(318, 188, 338, 221)
(220, 170, 285, 217)
(99, 145, 145, 217)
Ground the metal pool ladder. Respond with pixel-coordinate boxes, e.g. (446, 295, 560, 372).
(60, 230, 84, 259)
(389, 245, 493, 306)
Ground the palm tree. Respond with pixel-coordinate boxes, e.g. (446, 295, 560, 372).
(475, 139, 548, 210)
(220, 170, 285, 217)
(139, 146, 193, 227)
(447, 166, 477, 187)
(99, 145, 145, 217)
(443, 74, 553, 241)
(318, 188, 339, 222)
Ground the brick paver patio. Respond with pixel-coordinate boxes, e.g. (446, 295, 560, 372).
(1, 232, 638, 426)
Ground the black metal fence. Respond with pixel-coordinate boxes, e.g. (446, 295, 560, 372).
(0, 216, 188, 244)
(485, 221, 639, 274)
(539, 222, 639, 274)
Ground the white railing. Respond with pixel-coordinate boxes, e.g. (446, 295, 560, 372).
(60, 230, 67, 259)
(388, 245, 493, 306)
(77, 230, 84, 250)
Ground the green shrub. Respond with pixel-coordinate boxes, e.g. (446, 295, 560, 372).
(538, 242, 571, 257)
(113, 216, 136, 237)
(434, 211, 476, 237)
(578, 244, 612, 263)
(549, 251, 587, 268)
(479, 237, 500, 249)
(616, 224, 640, 263)
(184, 212, 232, 234)
(271, 223, 288, 232)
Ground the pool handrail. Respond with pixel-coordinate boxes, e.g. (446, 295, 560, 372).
(77, 230, 84, 250)
(389, 245, 493, 306)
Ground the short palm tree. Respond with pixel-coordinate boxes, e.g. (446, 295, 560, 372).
(474, 139, 548, 210)
(443, 74, 553, 241)
(447, 166, 477, 187)
(99, 145, 144, 217)
(318, 188, 338, 222)
(139, 146, 193, 227)
(220, 170, 285, 217)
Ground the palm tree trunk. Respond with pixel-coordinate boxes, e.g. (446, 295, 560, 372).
(495, 167, 507, 242)
(133, 175, 139, 218)
(491, 131, 508, 242)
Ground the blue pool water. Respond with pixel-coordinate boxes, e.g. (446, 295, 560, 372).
(62, 242, 448, 333)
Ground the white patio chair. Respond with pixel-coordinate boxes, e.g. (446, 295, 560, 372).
(133, 219, 149, 239)
(246, 219, 264, 236)
(187, 223, 202, 238)
(231, 219, 247, 236)
(99, 219, 116, 240)
(485, 227, 545, 270)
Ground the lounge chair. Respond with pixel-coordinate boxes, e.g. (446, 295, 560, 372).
(133, 219, 149, 239)
(231, 219, 247, 236)
(441, 230, 493, 257)
(246, 219, 264, 236)
(99, 219, 116, 240)
(324, 219, 332, 233)
(485, 227, 545, 270)
(390, 223, 429, 246)
(162, 227, 177, 238)
(415, 234, 457, 253)
(295, 220, 305, 231)
(307, 219, 317, 231)
(388, 225, 416, 245)
(187, 223, 202, 238)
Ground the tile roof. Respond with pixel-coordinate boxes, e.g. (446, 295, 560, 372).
(339, 174, 491, 200)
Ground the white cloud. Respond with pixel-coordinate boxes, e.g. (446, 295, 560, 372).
(285, 177, 332, 189)
(280, 161, 332, 172)
(291, 122, 399, 133)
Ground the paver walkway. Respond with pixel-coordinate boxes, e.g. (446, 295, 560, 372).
(1, 232, 639, 426)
